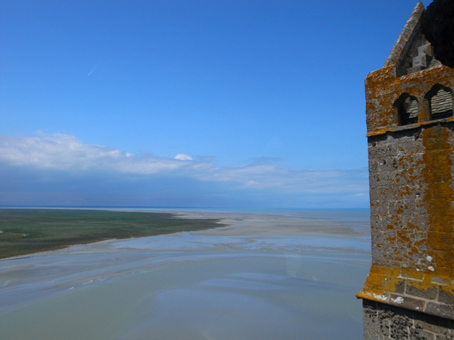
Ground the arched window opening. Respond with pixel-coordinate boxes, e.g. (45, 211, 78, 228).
(425, 84, 453, 120)
(394, 93, 419, 126)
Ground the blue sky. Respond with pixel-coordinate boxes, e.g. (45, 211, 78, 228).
(0, 0, 423, 208)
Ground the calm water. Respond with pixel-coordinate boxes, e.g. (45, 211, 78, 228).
(0, 208, 371, 340)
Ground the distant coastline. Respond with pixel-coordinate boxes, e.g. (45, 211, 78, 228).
(0, 209, 223, 260)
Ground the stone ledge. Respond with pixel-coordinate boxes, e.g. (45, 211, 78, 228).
(367, 117, 454, 137)
(426, 303, 454, 320)
(359, 293, 454, 321)
(358, 272, 454, 321)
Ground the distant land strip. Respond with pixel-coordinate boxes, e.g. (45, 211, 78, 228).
(0, 209, 223, 259)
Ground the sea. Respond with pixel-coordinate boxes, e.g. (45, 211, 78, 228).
(0, 208, 371, 340)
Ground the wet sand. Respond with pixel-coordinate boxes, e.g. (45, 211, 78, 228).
(0, 210, 371, 340)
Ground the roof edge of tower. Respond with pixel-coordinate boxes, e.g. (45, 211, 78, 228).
(384, 2, 425, 68)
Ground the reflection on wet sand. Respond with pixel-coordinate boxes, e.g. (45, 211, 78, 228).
(0, 210, 371, 340)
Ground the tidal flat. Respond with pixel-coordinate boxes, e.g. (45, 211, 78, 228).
(0, 209, 371, 340)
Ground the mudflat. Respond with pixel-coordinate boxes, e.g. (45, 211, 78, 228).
(0, 209, 371, 340)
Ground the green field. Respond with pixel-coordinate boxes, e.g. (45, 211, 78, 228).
(0, 209, 222, 259)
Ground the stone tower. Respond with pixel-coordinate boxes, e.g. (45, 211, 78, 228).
(356, 2, 454, 339)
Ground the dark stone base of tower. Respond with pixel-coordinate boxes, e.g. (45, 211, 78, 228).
(358, 2, 454, 339)
(363, 300, 454, 340)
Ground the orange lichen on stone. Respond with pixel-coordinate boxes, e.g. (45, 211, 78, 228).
(422, 126, 454, 278)
(356, 266, 454, 305)
(365, 65, 454, 134)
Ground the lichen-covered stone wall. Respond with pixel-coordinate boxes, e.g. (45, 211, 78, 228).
(365, 65, 454, 134)
(357, 63, 454, 321)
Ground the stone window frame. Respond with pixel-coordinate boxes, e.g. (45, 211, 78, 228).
(394, 93, 420, 126)
(424, 84, 454, 120)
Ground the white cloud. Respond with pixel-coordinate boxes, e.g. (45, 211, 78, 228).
(175, 154, 193, 161)
(0, 133, 196, 175)
(0, 133, 368, 198)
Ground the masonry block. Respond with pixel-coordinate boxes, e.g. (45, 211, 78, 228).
(425, 303, 454, 320)
(406, 285, 438, 300)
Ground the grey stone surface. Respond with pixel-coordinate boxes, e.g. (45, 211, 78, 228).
(395, 281, 407, 295)
(412, 330, 436, 340)
(439, 288, 454, 305)
(406, 285, 438, 300)
(363, 301, 454, 340)
(425, 303, 454, 320)
(391, 294, 426, 311)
